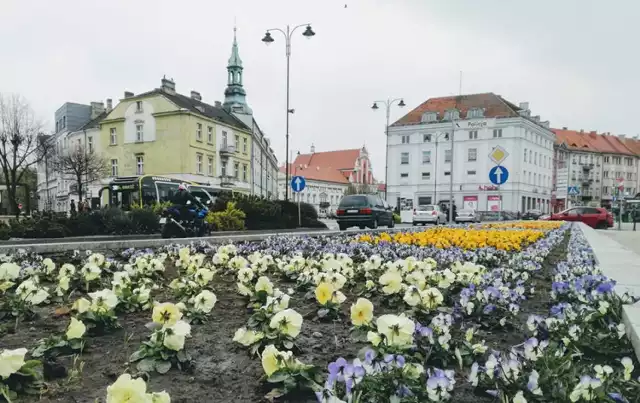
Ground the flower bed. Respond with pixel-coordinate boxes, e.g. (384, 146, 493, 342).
(0, 223, 639, 402)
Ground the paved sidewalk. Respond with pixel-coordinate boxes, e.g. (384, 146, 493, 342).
(580, 223, 640, 362)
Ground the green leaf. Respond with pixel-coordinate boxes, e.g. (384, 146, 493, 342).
(155, 360, 172, 374)
(267, 370, 290, 383)
(129, 349, 147, 362)
(136, 358, 156, 373)
(264, 388, 284, 402)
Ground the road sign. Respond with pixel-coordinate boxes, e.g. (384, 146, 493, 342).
(291, 176, 306, 193)
(489, 165, 509, 185)
(489, 146, 509, 165)
(567, 186, 580, 196)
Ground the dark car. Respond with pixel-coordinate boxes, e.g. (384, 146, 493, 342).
(336, 194, 394, 231)
(522, 209, 543, 220)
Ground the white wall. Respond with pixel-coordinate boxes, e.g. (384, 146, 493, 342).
(124, 101, 156, 143)
(387, 116, 555, 214)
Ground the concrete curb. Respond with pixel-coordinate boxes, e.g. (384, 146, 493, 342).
(578, 222, 640, 362)
(0, 227, 399, 254)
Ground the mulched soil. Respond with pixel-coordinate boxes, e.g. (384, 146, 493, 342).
(1, 236, 571, 403)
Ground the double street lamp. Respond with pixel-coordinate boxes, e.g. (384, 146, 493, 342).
(262, 24, 316, 202)
(371, 98, 405, 201)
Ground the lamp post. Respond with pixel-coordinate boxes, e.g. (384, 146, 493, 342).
(262, 24, 316, 202)
(371, 98, 406, 202)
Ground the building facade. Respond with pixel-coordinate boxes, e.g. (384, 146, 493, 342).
(387, 93, 555, 219)
(277, 166, 348, 215)
(37, 101, 110, 212)
(98, 77, 253, 193)
(552, 128, 640, 211)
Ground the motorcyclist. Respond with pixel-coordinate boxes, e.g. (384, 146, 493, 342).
(171, 183, 207, 223)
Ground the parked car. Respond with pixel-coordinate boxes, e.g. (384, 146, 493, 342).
(336, 194, 394, 231)
(542, 206, 613, 229)
(522, 209, 543, 220)
(455, 209, 480, 223)
(412, 205, 447, 226)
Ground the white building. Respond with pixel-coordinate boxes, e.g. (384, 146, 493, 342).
(277, 166, 349, 215)
(386, 93, 555, 218)
(37, 101, 110, 212)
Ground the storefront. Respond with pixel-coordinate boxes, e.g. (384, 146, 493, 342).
(487, 195, 502, 211)
(463, 195, 478, 211)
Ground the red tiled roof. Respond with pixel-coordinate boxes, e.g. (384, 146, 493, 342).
(621, 137, 640, 155)
(552, 128, 636, 155)
(392, 92, 520, 126)
(279, 163, 349, 184)
(292, 149, 361, 172)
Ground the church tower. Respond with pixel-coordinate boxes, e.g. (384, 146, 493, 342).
(223, 27, 252, 116)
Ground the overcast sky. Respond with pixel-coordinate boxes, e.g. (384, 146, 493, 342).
(1, 0, 638, 179)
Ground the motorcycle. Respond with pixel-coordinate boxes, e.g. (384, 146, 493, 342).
(160, 204, 209, 239)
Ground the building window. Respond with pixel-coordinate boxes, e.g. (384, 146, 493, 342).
(444, 109, 459, 120)
(110, 128, 117, 145)
(56, 121, 59, 132)
(235, 135, 240, 151)
(221, 161, 227, 177)
(222, 130, 228, 146)
(136, 155, 144, 175)
(196, 154, 203, 174)
(63, 116, 66, 128)
(604, 156, 610, 163)
(88, 137, 93, 153)
(400, 152, 409, 164)
(467, 148, 477, 161)
(493, 129, 503, 138)
(534, 152, 537, 165)
(613, 156, 621, 165)
(444, 171, 451, 176)
(524, 148, 527, 162)
(208, 126, 213, 143)
(423, 134, 431, 142)
(400, 173, 409, 178)
(136, 101, 143, 112)
(136, 124, 144, 142)
(208, 156, 213, 176)
(422, 172, 431, 180)
(468, 131, 478, 140)
(467, 170, 476, 175)
(196, 123, 202, 141)
(111, 159, 118, 176)
(529, 150, 532, 162)
(243, 164, 248, 181)
(422, 151, 431, 164)
(444, 149, 452, 163)
(234, 162, 239, 178)
(401, 135, 410, 144)
(467, 108, 483, 118)
(243, 138, 247, 153)
(421, 112, 437, 123)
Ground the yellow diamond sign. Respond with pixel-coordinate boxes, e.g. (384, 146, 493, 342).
(489, 146, 509, 165)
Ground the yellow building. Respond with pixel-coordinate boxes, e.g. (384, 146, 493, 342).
(99, 77, 253, 193)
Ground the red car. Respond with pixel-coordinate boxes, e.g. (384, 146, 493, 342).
(544, 206, 613, 229)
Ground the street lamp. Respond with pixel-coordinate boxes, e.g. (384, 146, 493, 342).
(372, 98, 405, 202)
(262, 24, 315, 202)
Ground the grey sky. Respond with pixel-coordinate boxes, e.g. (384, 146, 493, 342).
(1, 0, 638, 180)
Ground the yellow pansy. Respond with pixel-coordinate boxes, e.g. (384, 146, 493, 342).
(152, 302, 182, 326)
(315, 282, 334, 305)
(350, 298, 374, 326)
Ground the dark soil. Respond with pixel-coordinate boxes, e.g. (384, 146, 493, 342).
(0, 236, 571, 403)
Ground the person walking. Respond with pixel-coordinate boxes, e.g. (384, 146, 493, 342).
(70, 199, 77, 217)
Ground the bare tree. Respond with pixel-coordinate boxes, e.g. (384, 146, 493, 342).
(344, 183, 375, 195)
(52, 144, 109, 202)
(0, 94, 50, 216)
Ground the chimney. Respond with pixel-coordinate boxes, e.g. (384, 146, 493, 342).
(124, 91, 134, 98)
(590, 130, 596, 135)
(618, 134, 626, 139)
(90, 101, 105, 119)
(214, 101, 222, 107)
(519, 102, 530, 111)
(532, 115, 540, 122)
(541, 120, 550, 128)
(106, 98, 113, 112)
(190, 91, 202, 101)
(562, 126, 568, 130)
(310, 144, 316, 153)
(580, 129, 584, 133)
(160, 76, 176, 95)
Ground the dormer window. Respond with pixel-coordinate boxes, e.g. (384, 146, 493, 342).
(136, 101, 143, 113)
(467, 108, 484, 118)
(444, 109, 460, 121)
(420, 112, 437, 123)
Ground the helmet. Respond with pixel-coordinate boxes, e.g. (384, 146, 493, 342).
(178, 183, 189, 191)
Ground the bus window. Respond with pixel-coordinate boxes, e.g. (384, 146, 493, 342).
(156, 182, 180, 203)
(189, 186, 213, 204)
(141, 184, 156, 206)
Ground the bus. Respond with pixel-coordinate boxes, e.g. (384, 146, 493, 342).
(99, 175, 233, 210)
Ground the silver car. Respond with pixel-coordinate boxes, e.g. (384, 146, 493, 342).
(412, 205, 446, 225)
(455, 209, 480, 223)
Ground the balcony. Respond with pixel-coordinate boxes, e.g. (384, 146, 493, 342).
(219, 175, 235, 187)
(581, 163, 594, 171)
(219, 143, 236, 158)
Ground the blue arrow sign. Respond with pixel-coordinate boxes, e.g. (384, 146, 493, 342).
(567, 186, 580, 196)
(489, 165, 509, 185)
(291, 176, 306, 193)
